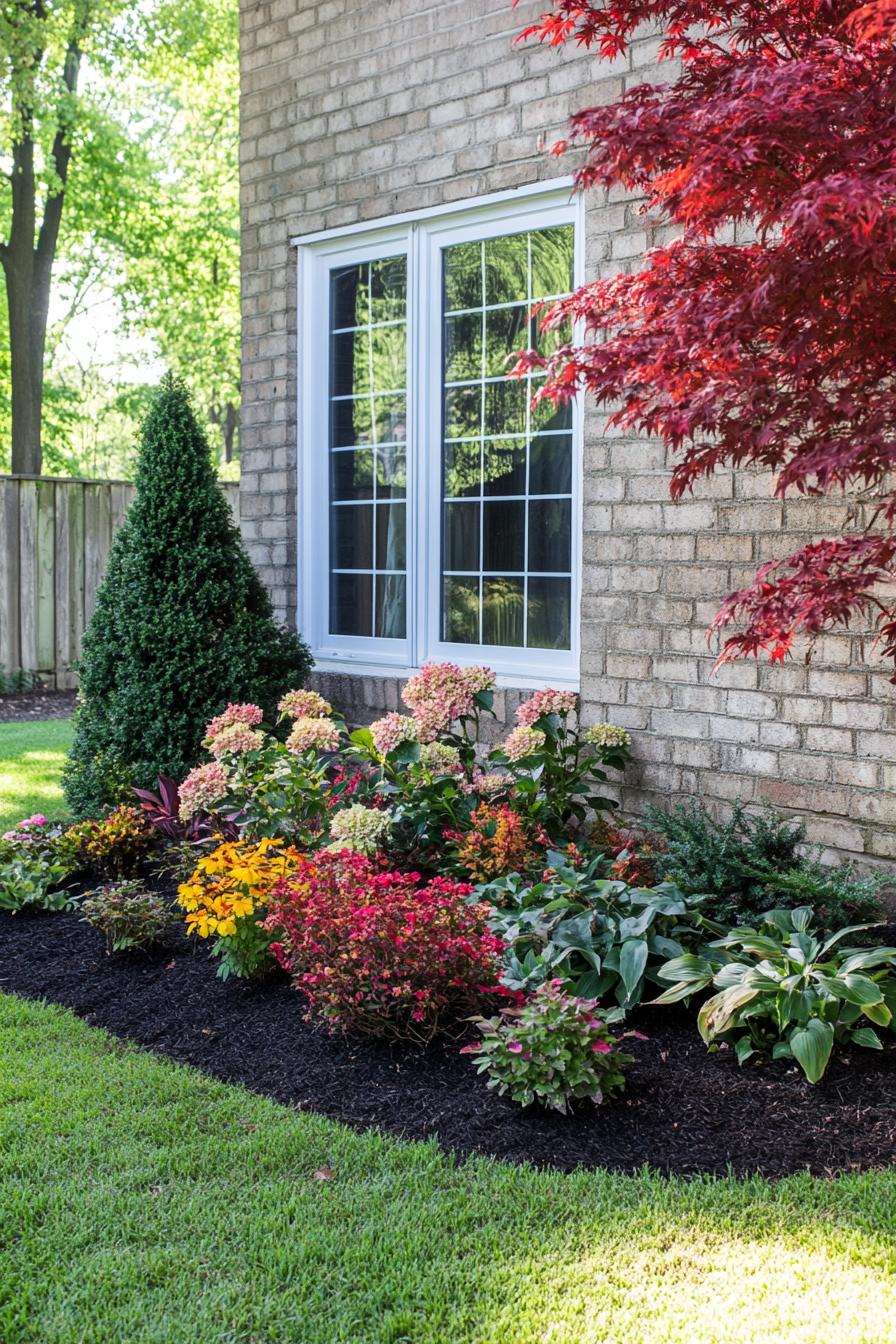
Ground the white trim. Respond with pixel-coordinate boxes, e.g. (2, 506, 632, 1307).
(296, 184, 584, 688)
(291, 177, 576, 247)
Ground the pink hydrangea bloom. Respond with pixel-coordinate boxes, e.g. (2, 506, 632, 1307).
(278, 689, 332, 719)
(204, 702, 263, 745)
(402, 662, 495, 742)
(502, 725, 546, 762)
(418, 741, 464, 776)
(286, 716, 341, 754)
(178, 762, 232, 821)
(584, 722, 632, 750)
(461, 665, 497, 695)
(369, 712, 418, 756)
(516, 689, 578, 727)
(207, 723, 265, 759)
(470, 770, 511, 796)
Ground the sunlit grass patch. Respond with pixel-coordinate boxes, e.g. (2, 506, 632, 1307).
(0, 718, 74, 830)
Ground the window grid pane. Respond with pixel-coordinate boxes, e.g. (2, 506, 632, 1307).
(440, 224, 574, 651)
(328, 256, 408, 639)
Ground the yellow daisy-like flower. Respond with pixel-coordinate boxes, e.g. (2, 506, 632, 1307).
(177, 883, 203, 911)
(185, 911, 218, 938)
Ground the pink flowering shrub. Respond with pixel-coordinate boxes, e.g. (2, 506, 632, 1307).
(463, 979, 636, 1114)
(502, 725, 547, 763)
(264, 851, 505, 1040)
(2, 814, 48, 843)
(402, 662, 495, 742)
(178, 762, 233, 822)
(285, 716, 342, 754)
(369, 712, 418, 756)
(516, 689, 578, 728)
(206, 722, 265, 759)
(204, 703, 263, 743)
(278, 689, 332, 719)
(491, 689, 632, 837)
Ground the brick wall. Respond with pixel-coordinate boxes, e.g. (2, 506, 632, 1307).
(239, 0, 896, 862)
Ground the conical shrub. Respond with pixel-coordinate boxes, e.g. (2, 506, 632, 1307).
(64, 375, 311, 816)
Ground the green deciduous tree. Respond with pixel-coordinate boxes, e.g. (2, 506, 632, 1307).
(0, 0, 239, 475)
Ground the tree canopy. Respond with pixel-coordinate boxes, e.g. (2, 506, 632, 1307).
(517, 0, 896, 675)
(0, 0, 238, 476)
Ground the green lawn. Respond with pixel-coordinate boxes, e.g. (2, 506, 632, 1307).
(1, 994, 895, 1344)
(0, 718, 74, 831)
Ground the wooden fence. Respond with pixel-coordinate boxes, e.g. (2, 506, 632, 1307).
(0, 475, 240, 689)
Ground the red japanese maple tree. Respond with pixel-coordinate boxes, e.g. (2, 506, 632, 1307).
(515, 0, 896, 673)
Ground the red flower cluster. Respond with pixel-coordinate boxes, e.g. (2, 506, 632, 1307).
(264, 851, 504, 1040)
(446, 803, 549, 883)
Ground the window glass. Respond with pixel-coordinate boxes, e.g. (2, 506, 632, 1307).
(440, 223, 574, 650)
(328, 255, 407, 638)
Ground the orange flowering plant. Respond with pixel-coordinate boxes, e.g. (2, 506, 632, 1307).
(445, 803, 550, 884)
(177, 837, 301, 978)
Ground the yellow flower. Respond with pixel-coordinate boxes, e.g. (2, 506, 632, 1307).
(185, 911, 218, 938)
(177, 883, 203, 911)
(216, 916, 237, 937)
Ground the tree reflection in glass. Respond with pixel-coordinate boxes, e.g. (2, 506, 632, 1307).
(441, 223, 574, 651)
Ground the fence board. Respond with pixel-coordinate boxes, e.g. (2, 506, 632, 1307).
(0, 476, 241, 688)
(18, 480, 38, 674)
(36, 479, 56, 672)
(0, 480, 21, 676)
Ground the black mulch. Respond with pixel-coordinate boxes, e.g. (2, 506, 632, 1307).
(0, 689, 77, 722)
(2, 905, 894, 1178)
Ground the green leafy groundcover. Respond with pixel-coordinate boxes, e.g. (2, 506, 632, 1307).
(2, 995, 895, 1344)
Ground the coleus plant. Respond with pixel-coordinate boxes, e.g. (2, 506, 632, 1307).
(652, 906, 896, 1081)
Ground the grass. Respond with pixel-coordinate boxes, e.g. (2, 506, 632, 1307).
(0, 718, 74, 830)
(2, 994, 895, 1344)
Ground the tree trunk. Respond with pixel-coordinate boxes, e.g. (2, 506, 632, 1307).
(223, 401, 238, 463)
(1, 23, 82, 476)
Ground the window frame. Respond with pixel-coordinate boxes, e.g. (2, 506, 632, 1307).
(296, 182, 583, 687)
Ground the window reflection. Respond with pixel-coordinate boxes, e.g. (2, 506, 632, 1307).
(329, 255, 408, 639)
(440, 224, 574, 651)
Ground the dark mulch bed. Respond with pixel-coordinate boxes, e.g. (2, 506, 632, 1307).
(2, 903, 894, 1178)
(0, 689, 77, 722)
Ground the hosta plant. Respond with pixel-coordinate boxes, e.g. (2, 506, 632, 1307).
(0, 851, 73, 912)
(81, 881, 174, 954)
(479, 851, 708, 1011)
(177, 837, 302, 978)
(462, 979, 636, 1114)
(653, 907, 896, 1082)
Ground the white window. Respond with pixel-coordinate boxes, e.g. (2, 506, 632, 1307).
(297, 184, 582, 685)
